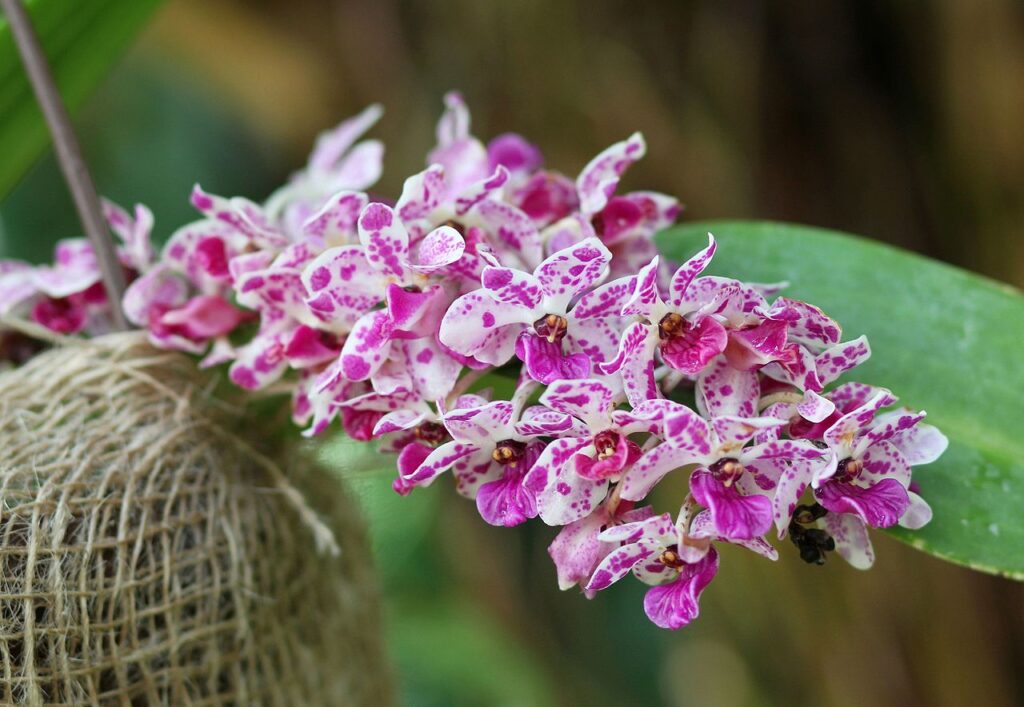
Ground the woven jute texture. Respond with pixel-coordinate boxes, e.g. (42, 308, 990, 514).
(0, 331, 390, 706)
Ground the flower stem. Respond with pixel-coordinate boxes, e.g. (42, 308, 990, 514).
(1, 0, 128, 329)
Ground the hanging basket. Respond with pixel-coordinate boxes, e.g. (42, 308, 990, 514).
(0, 330, 390, 705)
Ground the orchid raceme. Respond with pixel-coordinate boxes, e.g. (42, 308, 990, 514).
(0, 93, 948, 631)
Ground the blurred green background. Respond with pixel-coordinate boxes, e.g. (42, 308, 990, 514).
(2, 1, 1022, 705)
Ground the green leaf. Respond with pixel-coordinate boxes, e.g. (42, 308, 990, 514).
(0, 0, 162, 198)
(657, 221, 1024, 580)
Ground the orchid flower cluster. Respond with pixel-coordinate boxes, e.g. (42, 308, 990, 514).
(0, 93, 947, 630)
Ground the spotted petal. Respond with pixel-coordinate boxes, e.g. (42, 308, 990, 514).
(301, 190, 367, 245)
(358, 203, 410, 279)
(576, 132, 646, 216)
(535, 238, 612, 311)
(668, 233, 717, 306)
(439, 290, 529, 363)
(823, 512, 875, 569)
(540, 378, 617, 427)
(696, 356, 760, 419)
(339, 309, 395, 381)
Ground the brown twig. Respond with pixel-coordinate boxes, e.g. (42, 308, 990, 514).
(1, 0, 128, 329)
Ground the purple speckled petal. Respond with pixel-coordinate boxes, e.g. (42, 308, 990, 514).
(121, 266, 188, 328)
(402, 439, 479, 487)
(621, 442, 699, 502)
(454, 165, 509, 216)
(880, 415, 948, 466)
(858, 440, 912, 486)
(301, 245, 383, 329)
(548, 509, 610, 590)
(642, 548, 718, 630)
(815, 477, 909, 528)
(828, 381, 886, 414)
(599, 512, 675, 545)
(860, 410, 927, 452)
(103, 199, 154, 269)
(816, 335, 871, 386)
(191, 186, 286, 249)
(689, 469, 772, 541)
(606, 322, 660, 407)
(711, 415, 784, 449)
(573, 273, 635, 321)
(229, 330, 290, 390)
(339, 309, 395, 381)
(824, 388, 898, 452)
(533, 439, 607, 525)
(768, 459, 817, 537)
(439, 290, 529, 362)
(539, 378, 617, 425)
(307, 103, 383, 173)
(587, 539, 661, 592)
(797, 390, 835, 423)
(395, 164, 446, 225)
(373, 408, 428, 436)
(443, 400, 515, 445)
(401, 338, 461, 401)
(534, 237, 612, 310)
(32, 240, 100, 299)
(408, 225, 466, 275)
(696, 357, 760, 419)
(620, 256, 661, 318)
(668, 233, 717, 306)
(471, 199, 544, 269)
(514, 406, 577, 437)
(662, 406, 715, 455)
(576, 132, 646, 216)
(768, 297, 841, 348)
(480, 265, 544, 309)
(358, 203, 409, 279)
(301, 190, 367, 245)
(822, 511, 875, 569)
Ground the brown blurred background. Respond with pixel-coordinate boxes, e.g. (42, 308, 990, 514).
(3, 1, 1023, 705)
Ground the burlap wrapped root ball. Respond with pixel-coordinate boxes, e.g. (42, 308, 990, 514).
(0, 331, 390, 706)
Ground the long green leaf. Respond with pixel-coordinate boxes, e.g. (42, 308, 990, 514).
(0, 0, 161, 198)
(657, 221, 1024, 580)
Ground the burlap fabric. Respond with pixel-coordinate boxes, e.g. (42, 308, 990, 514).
(0, 329, 390, 705)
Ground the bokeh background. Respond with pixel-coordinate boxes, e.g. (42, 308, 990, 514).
(2, 1, 1023, 705)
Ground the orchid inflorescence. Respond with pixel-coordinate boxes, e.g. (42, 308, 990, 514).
(0, 93, 947, 630)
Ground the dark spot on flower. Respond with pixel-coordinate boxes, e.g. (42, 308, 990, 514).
(533, 313, 568, 343)
(414, 421, 448, 446)
(492, 439, 527, 465)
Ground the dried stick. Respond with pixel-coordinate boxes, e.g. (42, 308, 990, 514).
(1, 0, 128, 328)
